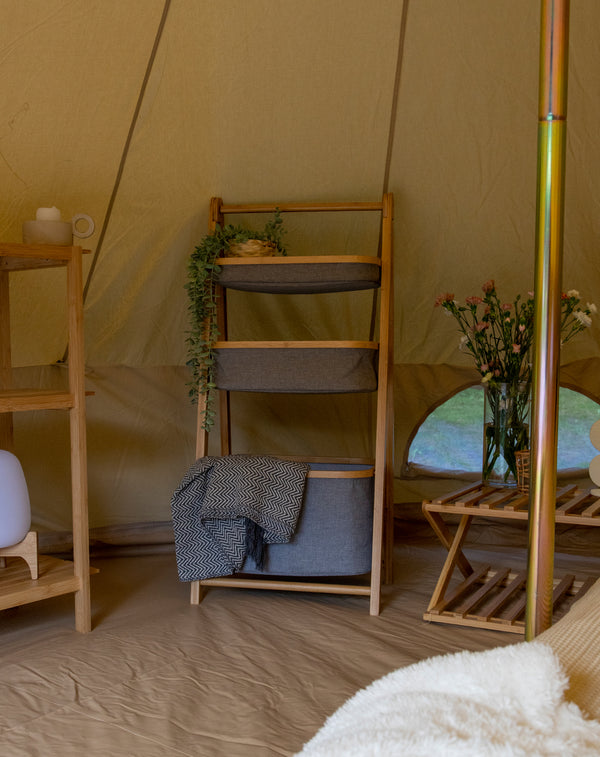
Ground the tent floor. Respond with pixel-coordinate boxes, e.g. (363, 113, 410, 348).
(1, 518, 599, 756)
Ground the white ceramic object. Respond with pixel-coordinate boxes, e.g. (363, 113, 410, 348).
(22, 207, 95, 245)
(589, 420, 600, 497)
(0, 450, 31, 548)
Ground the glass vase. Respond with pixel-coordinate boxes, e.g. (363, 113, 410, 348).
(483, 381, 530, 487)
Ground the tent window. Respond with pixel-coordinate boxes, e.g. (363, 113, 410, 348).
(410, 386, 600, 473)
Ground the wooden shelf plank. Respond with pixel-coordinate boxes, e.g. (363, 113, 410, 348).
(198, 575, 370, 595)
(216, 255, 382, 267)
(429, 564, 491, 615)
(430, 483, 483, 506)
(0, 389, 74, 412)
(220, 201, 384, 214)
(0, 244, 91, 271)
(453, 567, 511, 616)
(0, 555, 80, 610)
(424, 483, 600, 526)
(424, 565, 596, 635)
(214, 340, 378, 350)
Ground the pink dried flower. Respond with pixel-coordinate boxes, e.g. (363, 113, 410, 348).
(434, 292, 454, 307)
(435, 282, 592, 388)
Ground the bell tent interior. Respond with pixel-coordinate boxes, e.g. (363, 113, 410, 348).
(2, 1, 600, 754)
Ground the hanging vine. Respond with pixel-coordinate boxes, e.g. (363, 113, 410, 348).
(186, 209, 287, 430)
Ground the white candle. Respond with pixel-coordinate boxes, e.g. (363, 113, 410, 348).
(36, 206, 61, 221)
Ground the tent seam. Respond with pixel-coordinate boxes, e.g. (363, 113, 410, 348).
(61, 0, 173, 363)
(382, 0, 410, 194)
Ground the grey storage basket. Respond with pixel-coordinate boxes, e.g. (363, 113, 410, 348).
(214, 344, 378, 393)
(216, 257, 381, 294)
(241, 462, 374, 577)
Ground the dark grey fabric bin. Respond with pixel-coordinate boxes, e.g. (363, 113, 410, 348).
(214, 345, 378, 393)
(216, 258, 381, 294)
(241, 462, 373, 576)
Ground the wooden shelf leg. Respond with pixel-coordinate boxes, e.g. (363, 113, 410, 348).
(190, 580, 204, 604)
(369, 192, 394, 616)
(426, 514, 474, 612)
(68, 252, 91, 634)
(423, 508, 474, 578)
(0, 269, 14, 453)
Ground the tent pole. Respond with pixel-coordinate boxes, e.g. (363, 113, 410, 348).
(525, 0, 570, 640)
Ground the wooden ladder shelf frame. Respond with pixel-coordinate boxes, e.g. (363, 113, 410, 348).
(190, 195, 395, 615)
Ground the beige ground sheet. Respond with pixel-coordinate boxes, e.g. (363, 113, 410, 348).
(2, 521, 600, 757)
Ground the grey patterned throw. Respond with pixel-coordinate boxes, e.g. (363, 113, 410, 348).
(171, 455, 309, 580)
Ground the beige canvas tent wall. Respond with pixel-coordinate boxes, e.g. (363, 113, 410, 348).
(1, 0, 599, 546)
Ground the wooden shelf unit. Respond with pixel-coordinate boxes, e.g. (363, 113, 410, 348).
(0, 242, 92, 632)
(422, 482, 600, 633)
(190, 196, 395, 615)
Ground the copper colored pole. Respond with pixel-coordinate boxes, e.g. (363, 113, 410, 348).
(526, 0, 570, 639)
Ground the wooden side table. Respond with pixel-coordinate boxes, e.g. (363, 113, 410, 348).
(422, 482, 600, 634)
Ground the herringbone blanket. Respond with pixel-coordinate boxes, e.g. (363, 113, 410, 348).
(171, 455, 309, 580)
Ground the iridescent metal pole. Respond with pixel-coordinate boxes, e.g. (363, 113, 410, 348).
(526, 0, 570, 639)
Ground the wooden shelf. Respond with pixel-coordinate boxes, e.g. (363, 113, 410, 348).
(186, 195, 395, 615)
(422, 483, 600, 633)
(425, 482, 600, 527)
(0, 555, 98, 612)
(0, 243, 92, 632)
(0, 389, 74, 412)
(197, 576, 371, 595)
(0, 243, 91, 270)
(423, 566, 596, 634)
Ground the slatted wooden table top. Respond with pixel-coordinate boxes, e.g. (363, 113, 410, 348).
(423, 482, 600, 526)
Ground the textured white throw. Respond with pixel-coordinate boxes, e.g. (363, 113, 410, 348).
(297, 642, 600, 756)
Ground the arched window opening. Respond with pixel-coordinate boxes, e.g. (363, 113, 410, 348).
(410, 386, 600, 473)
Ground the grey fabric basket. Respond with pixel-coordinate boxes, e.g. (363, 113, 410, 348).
(241, 462, 374, 576)
(216, 259, 381, 294)
(214, 346, 378, 393)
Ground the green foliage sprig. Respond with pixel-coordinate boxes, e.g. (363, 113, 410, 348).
(186, 209, 287, 430)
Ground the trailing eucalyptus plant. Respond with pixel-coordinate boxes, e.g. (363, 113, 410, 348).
(186, 209, 286, 430)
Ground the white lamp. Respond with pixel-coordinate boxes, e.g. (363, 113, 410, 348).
(0, 450, 31, 548)
(0, 450, 38, 579)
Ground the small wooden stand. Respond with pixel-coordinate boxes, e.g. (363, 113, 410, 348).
(422, 483, 600, 633)
(0, 530, 38, 579)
